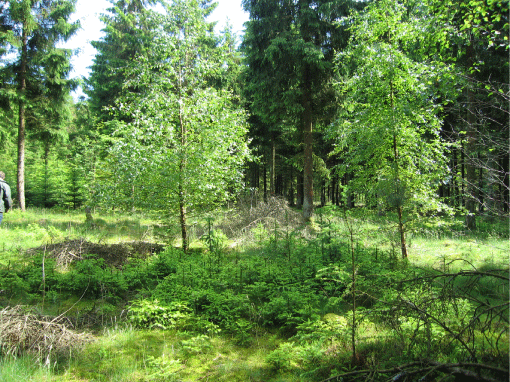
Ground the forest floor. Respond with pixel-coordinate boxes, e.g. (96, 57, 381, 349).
(0, 202, 508, 381)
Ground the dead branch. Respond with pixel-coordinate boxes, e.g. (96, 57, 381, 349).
(321, 361, 508, 382)
(0, 305, 94, 363)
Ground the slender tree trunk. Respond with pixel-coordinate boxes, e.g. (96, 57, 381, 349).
(296, 171, 303, 208)
(390, 78, 407, 259)
(502, 154, 509, 213)
(179, 189, 188, 252)
(478, 153, 484, 213)
(302, 65, 314, 220)
(452, 147, 459, 207)
(464, 39, 477, 229)
(393, 135, 408, 259)
(288, 165, 294, 206)
(178, 93, 188, 252)
(465, 126, 477, 228)
(44, 142, 50, 208)
(263, 163, 267, 202)
(331, 176, 336, 206)
(17, 27, 28, 212)
(345, 173, 354, 208)
(250, 161, 258, 189)
(320, 181, 326, 207)
(270, 134, 276, 196)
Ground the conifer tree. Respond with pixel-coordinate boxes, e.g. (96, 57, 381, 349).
(85, 0, 157, 128)
(0, 0, 79, 210)
(242, 0, 356, 220)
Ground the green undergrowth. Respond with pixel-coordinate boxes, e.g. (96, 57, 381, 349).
(0, 206, 508, 381)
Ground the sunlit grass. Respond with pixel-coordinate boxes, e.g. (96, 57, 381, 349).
(408, 235, 509, 271)
(0, 356, 54, 382)
(0, 208, 157, 256)
(59, 325, 283, 382)
(0, 207, 507, 381)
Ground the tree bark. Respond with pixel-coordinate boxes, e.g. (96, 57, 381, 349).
(178, 90, 188, 252)
(302, 65, 314, 221)
(502, 154, 509, 213)
(270, 134, 276, 196)
(288, 165, 294, 206)
(17, 26, 28, 212)
(179, 190, 188, 253)
(393, 135, 408, 259)
(390, 77, 407, 259)
(464, 39, 477, 230)
(296, 171, 303, 208)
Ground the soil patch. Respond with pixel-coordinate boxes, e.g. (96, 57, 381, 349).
(25, 239, 165, 268)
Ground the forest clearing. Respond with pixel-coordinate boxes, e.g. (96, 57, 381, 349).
(0, 0, 508, 380)
(0, 202, 508, 381)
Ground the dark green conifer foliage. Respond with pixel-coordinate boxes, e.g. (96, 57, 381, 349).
(85, 0, 157, 129)
(0, 0, 79, 210)
(241, 0, 359, 220)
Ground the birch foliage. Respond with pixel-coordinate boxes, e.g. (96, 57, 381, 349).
(331, 0, 459, 256)
(100, 0, 250, 249)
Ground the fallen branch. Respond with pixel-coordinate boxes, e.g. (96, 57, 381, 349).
(321, 361, 508, 382)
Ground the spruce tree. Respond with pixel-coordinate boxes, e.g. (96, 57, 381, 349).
(0, 0, 79, 210)
(242, 0, 356, 220)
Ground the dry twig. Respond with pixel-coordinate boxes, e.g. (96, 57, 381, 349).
(0, 305, 94, 363)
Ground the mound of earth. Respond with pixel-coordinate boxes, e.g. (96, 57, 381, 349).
(26, 239, 165, 268)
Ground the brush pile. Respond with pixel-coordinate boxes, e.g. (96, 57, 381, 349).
(25, 239, 165, 269)
(0, 305, 94, 363)
(219, 195, 307, 240)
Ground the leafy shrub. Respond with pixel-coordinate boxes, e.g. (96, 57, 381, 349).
(18, 255, 59, 293)
(144, 356, 183, 382)
(179, 334, 212, 355)
(201, 217, 227, 253)
(148, 250, 178, 279)
(266, 342, 299, 371)
(57, 257, 127, 299)
(0, 268, 28, 297)
(128, 299, 191, 330)
(202, 290, 250, 330)
(293, 314, 349, 345)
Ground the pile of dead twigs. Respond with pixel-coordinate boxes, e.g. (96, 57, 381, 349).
(25, 239, 164, 269)
(0, 305, 94, 364)
(219, 195, 307, 240)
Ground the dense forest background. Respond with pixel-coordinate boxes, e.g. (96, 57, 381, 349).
(0, 0, 508, 239)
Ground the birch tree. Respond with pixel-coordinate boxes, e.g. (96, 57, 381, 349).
(102, 0, 250, 252)
(332, 0, 457, 258)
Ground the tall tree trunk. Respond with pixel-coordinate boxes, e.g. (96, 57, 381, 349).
(178, 96, 188, 252)
(17, 27, 27, 212)
(390, 79, 407, 259)
(270, 134, 276, 195)
(502, 154, 509, 214)
(331, 175, 337, 206)
(302, 65, 314, 220)
(263, 163, 267, 202)
(464, 39, 477, 230)
(345, 172, 355, 208)
(44, 141, 50, 208)
(288, 165, 294, 206)
(179, 189, 188, 253)
(320, 181, 326, 207)
(393, 135, 408, 259)
(296, 171, 303, 208)
(452, 147, 459, 207)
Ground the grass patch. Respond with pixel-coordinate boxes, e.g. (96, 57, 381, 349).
(0, 206, 507, 381)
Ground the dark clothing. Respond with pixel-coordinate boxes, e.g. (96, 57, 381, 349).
(0, 179, 12, 213)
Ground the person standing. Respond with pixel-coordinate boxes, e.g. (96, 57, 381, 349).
(0, 171, 13, 225)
